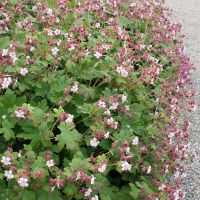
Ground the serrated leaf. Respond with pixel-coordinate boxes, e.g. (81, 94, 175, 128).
(56, 123, 82, 152)
(77, 103, 96, 115)
(0, 37, 10, 50)
(70, 151, 90, 170)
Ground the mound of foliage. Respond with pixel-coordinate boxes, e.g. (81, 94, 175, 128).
(0, 0, 196, 199)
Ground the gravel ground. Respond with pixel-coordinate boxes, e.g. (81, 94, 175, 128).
(165, 0, 200, 199)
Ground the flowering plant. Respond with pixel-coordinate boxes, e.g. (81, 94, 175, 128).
(0, 0, 195, 199)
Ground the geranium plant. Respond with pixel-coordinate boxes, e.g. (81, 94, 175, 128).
(0, 0, 195, 200)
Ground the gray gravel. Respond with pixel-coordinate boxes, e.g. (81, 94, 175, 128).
(165, 0, 200, 199)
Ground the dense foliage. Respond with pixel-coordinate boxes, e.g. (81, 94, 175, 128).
(0, 0, 196, 199)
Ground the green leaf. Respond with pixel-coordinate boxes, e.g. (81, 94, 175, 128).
(63, 184, 78, 197)
(62, 13, 75, 31)
(56, 123, 82, 152)
(77, 103, 97, 115)
(118, 16, 131, 28)
(69, 151, 90, 170)
(78, 85, 96, 100)
(100, 186, 119, 200)
(21, 190, 36, 200)
(129, 183, 139, 199)
(2, 89, 16, 108)
(0, 119, 16, 141)
(112, 128, 133, 143)
(0, 37, 10, 50)
(36, 190, 62, 200)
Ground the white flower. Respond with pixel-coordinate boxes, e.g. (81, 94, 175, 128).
(107, 117, 114, 124)
(18, 177, 29, 188)
(18, 151, 22, 158)
(54, 17, 59, 23)
(54, 29, 61, 36)
(2, 115, 6, 119)
(132, 137, 139, 145)
(9, 51, 18, 64)
(90, 138, 99, 147)
(92, 195, 99, 200)
(94, 51, 102, 59)
(65, 114, 74, 123)
(120, 68, 128, 77)
(20, 68, 28, 76)
(104, 131, 110, 139)
(69, 44, 75, 51)
(121, 161, 132, 172)
(84, 187, 92, 197)
(107, 18, 114, 25)
(116, 66, 128, 77)
(98, 164, 107, 173)
(76, 171, 81, 180)
(51, 47, 59, 56)
(2, 49, 8, 56)
(47, 29, 53, 36)
(130, 2, 136, 7)
(173, 189, 182, 200)
(90, 175, 96, 184)
(4, 170, 14, 180)
(173, 170, 180, 179)
(30, 46, 35, 52)
(109, 102, 118, 110)
(15, 110, 25, 119)
(165, 165, 169, 174)
(71, 84, 78, 93)
(1, 156, 11, 166)
(102, 44, 111, 51)
(95, 23, 101, 29)
(32, 5, 37, 11)
(125, 105, 129, 110)
(57, 40, 62, 46)
(158, 184, 166, 191)
(125, 147, 130, 154)
(46, 159, 55, 168)
(98, 100, 106, 108)
(121, 95, 127, 103)
(46, 8, 53, 15)
(51, 186, 56, 192)
(1, 77, 12, 89)
(147, 166, 151, 174)
(112, 122, 118, 129)
(104, 109, 111, 116)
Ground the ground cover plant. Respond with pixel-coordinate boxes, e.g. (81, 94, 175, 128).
(0, 0, 196, 199)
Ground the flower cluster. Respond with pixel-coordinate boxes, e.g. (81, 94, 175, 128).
(0, 0, 195, 199)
